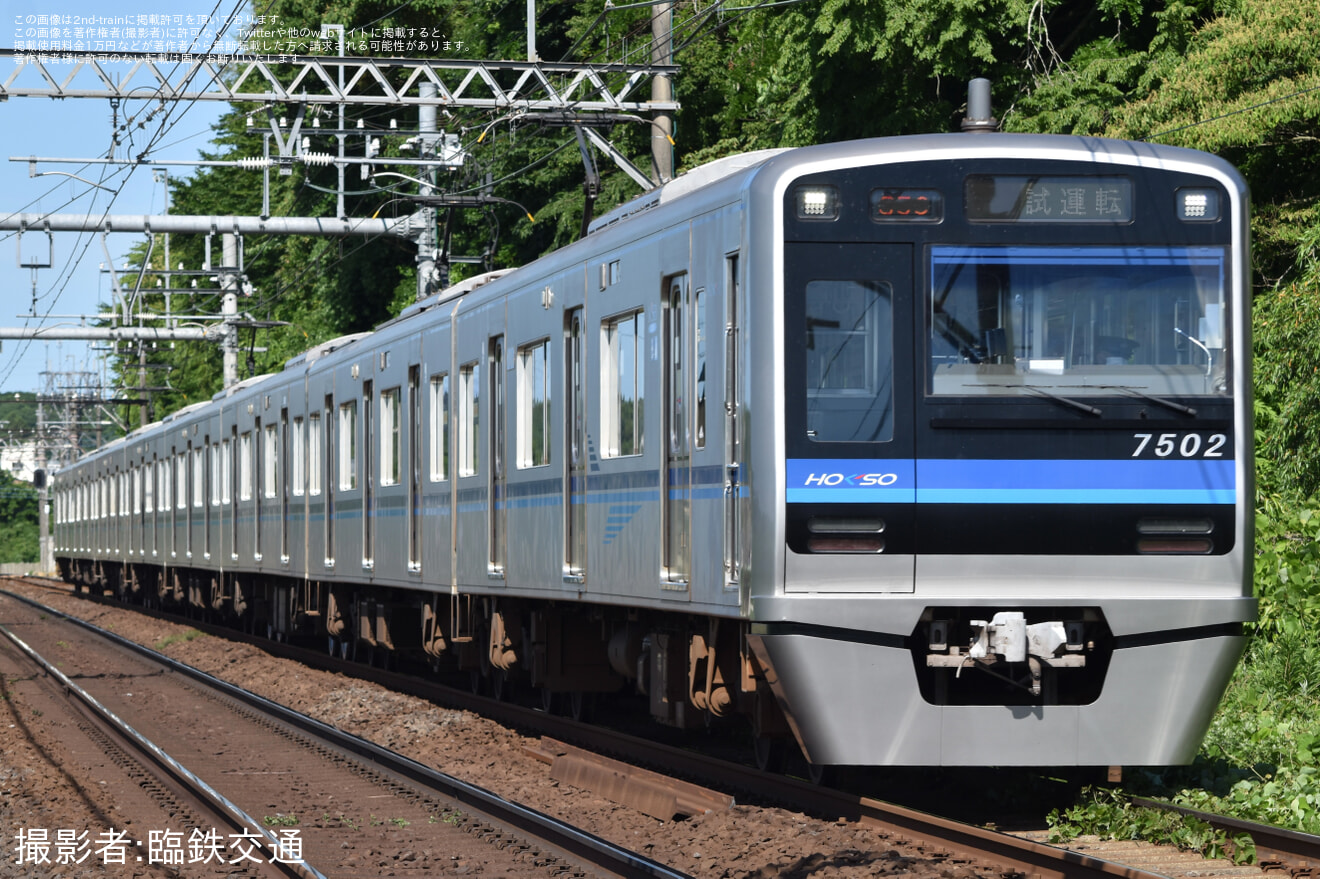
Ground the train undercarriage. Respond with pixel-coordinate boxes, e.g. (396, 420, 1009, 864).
(56, 558, 795, 762)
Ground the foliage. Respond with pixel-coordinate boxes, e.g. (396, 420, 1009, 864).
(1047, 786, 1255, 863)
(0, 393, 38, 435)
(0, 473, 39, 563)
(1008, 0, 1320, 287)
(1254, 275, 1320, 499)
(1049, 499, 1320, 856)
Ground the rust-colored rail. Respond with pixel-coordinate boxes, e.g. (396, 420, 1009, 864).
(1, 584, 691, 879)
(10, 577, 1164, 879)
(1132, 796, 1320, 875)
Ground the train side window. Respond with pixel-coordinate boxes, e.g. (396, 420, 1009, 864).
(210, 443, 221, 506)
(239, 432, 253, 501)
(308, 414, 322, 496)
(221, 439, 232, 505)
(429, 373, 449, 481)
(263, 424, 279, 499)
(459, 362, 480, 477)
(162, 456, 173, 510)
(192, 447, 204, 508)
(381, 387, 401, 486)
(292, 417, 306, 497)
(517, 339, 551, 468)
(601, 310, 644, 458)
(338, 402, 358, 490)
(178, 452, 188, 510)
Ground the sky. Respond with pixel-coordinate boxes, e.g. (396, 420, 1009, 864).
(1, 0, 243, 397)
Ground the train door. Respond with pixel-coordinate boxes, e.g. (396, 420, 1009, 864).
(723, 254, 742, 591)
(363, 378, 375, 568)
(204, 436, 212, 559)
(782, 243, 916, 592)
(324, 392, 335, 568)
(408, 364, 422, 573)
(662, 273, 691, 591)
(489, 335, 506, 575)
(280, 408, 290, 563)
(253, 417, 262, 561)
(229, 424, 238, 561)
(420, 321, 453, 589)
(564, 307, 586, 581)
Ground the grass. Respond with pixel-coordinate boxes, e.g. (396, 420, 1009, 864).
(153, 629, 206, 650)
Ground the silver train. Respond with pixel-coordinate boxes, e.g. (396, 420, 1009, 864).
(54, 133, 1256, 768)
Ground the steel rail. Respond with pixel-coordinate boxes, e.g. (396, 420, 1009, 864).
(0, 619, 327, 879)
(1131, 796, 1320, 874)
(0, 586, 692, 879)
(9, 578, 1173, 879)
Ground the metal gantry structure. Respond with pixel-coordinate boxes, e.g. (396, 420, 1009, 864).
(2, 47, 679, 373)
(1, 44, 678, 383)
(2, 41, 680, 567)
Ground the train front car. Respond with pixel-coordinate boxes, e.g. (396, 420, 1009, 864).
(744, 135, 1255, 767)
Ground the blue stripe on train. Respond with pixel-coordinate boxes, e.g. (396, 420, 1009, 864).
(786, 458, 1236, 505)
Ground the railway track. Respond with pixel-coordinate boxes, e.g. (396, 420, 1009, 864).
(0, 582, 689, 879)
(1130, 797, 1320, 876)
(11, 576, 1311, 879)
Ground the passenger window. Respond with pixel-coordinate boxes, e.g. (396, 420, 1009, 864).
(338, 402, 358, 490)
(308, 414, 322, 496)
(601, 310, 644, 457)
(517, 339, 551, 468)
(381, 387, 401, 486)
(429, 374, 449, 481)
(459, 363, 480, 477)
(804, 280, 894, 443)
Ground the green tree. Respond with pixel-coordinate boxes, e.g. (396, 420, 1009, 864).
(0, 473, 39, 563)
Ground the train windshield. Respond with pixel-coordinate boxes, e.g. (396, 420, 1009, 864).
(804, 279, 894, 442)
(929, 245, 1229, 398)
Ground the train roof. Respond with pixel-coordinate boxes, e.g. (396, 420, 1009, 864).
(161, 399, 211, 424)
(283, 331, 374, 370)
(394, 269, 516, 324)
(211, 371, 278, 402)
(586, 148, 788, 236)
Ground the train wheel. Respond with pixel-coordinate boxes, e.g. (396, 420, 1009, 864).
(753, 735, 788, 774)
(469, 668, 484, 696)
(540, 688, 558, 714)
(490, 669, 507, 702)
(806, 761, 837, 787)
(568, 691, 595, 722)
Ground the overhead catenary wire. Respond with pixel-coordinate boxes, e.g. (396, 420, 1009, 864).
(0, 0, 251, 392)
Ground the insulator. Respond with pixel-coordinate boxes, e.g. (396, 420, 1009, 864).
(300, 152, 336, 166)
(236, 157, 273, 169)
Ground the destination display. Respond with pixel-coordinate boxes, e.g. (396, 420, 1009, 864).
(964, 175, 1132, 223)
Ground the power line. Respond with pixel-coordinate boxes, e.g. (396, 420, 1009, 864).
(1143, 81, 1320, 143)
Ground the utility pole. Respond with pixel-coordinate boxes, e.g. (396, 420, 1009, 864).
(220, 233, 241, 388)
(651, 1, 674, 183)
(36, 384, 48, 573)
(417, 81, 440, 302)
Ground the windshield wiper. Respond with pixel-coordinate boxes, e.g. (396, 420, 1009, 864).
(1098, 385, 1197, 417)
(978, 384, 1102, 417)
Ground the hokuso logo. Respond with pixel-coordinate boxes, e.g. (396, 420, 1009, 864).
(802, 472, 900, 487)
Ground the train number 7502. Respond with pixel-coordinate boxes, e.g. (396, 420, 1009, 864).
(1132, 432, 1227, 458)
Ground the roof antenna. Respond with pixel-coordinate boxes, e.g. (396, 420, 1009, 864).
(961, 78, 1000, 132)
